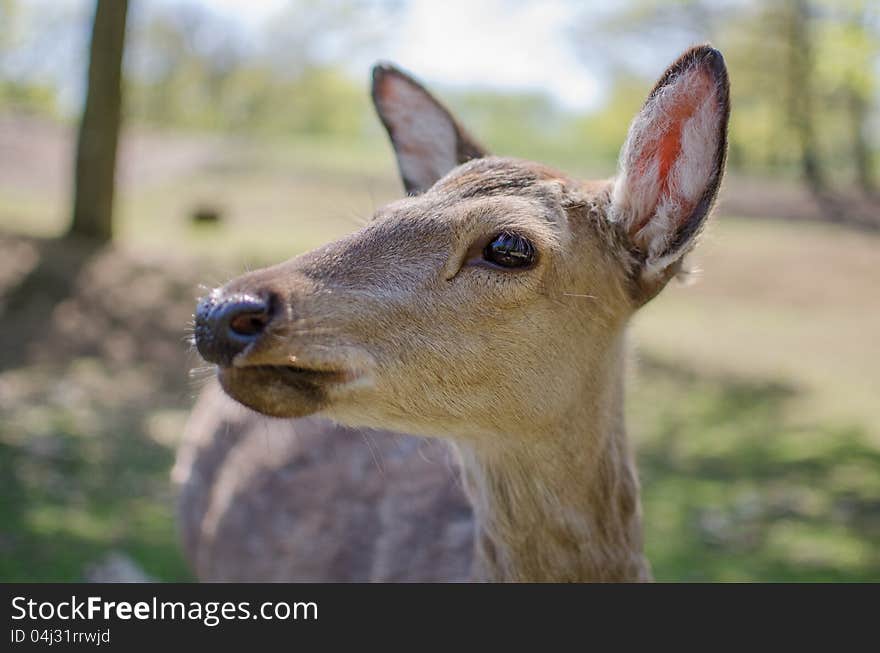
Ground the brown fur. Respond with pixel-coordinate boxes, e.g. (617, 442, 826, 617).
(178, 45, 730, 582)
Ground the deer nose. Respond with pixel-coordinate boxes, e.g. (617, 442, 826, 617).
(194, 293, 274, 367)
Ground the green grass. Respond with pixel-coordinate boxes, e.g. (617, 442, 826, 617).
(0, 365, 193, 581)
(632, 357, 880, 581)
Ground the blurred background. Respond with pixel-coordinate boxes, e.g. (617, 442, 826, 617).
(0, 0, 878, 581)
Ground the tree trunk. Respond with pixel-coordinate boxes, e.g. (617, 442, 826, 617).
(68, 0, 128, 242)
(785, 0, 827, 194)
(847, 85, 876, 197)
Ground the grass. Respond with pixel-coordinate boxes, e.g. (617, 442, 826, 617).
(633, 216, 880, 437)
(632, 357, 880, 581)
(0, 361, 193, 581)
(0, 123, 878, 581)
(0, 237, 202, 581)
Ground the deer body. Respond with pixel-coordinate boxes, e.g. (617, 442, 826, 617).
(180, 46, 731, 582)
(175, 386, 476, 581)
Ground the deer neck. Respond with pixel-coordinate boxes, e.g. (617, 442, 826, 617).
(453, 335, 650, 582)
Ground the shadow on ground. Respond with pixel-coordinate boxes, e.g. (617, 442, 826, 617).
(0, 233, 203, 580)
(634, 357, 880, 581)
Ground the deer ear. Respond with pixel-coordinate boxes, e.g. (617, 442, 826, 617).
(612, 45, 730, 290)
(372, 62, 487, 194)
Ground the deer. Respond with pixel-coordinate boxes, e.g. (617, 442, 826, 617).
(176, 45, 731, 582)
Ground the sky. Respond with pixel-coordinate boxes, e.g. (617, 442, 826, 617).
(192, 0, 602, 111)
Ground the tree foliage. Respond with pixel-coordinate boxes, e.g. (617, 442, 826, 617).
(571, 0, 879, 191)
(123, 0, 397, 138)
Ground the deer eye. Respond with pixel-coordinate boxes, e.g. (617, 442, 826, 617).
(482, 232, 536, 269)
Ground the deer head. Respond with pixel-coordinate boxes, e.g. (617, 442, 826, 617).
(194, 46, 730, 446)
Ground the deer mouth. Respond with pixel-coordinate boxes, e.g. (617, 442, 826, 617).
(216, 363, 350, 418)
(246, 363, 349, 385)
